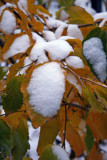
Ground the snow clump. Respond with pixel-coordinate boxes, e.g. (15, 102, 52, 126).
(52, 145, 70, 160)
(3, 34, 31, 60)
(83, 37, 107, 82)
(0, 10, 16, 35)
(27, 62, 65, 117)
(66, 56, 84, 69)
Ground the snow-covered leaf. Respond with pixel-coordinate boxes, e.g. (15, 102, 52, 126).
(27, 62, 66, 117)
(0, 9, 16, 35)
(83, 28, 107, 82)
(39, 144, 70, 160)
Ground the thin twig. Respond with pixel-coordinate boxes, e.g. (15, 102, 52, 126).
(62, 104, 67, 149)
(61, 61, 85, 88)
(66, 87, 73, 98)
(78, 20, 102, 28)
(16, 59, 37, 71)
(61, 103, 89, 111)
(80, 77, 107, 89)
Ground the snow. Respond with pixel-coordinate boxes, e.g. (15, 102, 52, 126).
(83, 37, 107, 82)
(93, 12, 107, 21)
(30, 42, 46, 61)
(67, 24, 83, 41)
(52, 145, 70, 160)
(3, 34, 31, 60)
(36, 53, 49, 65)
(17, 57, 32, 75)
(74, 0, 96, 16)
(45, 16, 65, 29)
(59, 36, 75, 40)
(0, 5, 6, 15)
(27, 62, 65, 117)
(43, 30, 56, 41)
(66, 56, 84, 69)
(0, 3, 14, 15)
(58, 10, 69, 21)
(99, 17, 107, 27)
(17, 0, 27, 13)
(55, 24, 68, 39)
(45, 40, 74, 60)
(27, 121, 40, 160)
(67, 72, 82, 94)
(0, 10, 16, 35)
(30, 38, 74, 61)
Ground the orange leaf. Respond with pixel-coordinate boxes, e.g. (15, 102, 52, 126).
(86, 111, 107, 141)
(66, 121, 85, 157)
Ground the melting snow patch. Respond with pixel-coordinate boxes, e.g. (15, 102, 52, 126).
(52, 145, 70, 160)
(83, 37, 107, 82)
(27, 62, 65, 117)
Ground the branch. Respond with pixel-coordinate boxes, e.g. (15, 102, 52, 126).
(62, 104, 67, 149)
(78, 20, 102, 28)
(61, 61, 85, 88)
(61, 61, 107, 89)
(16, 59, 37, 71)
(80, 77, 107, 89)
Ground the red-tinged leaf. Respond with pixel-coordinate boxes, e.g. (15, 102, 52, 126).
(67, 6, 94, 25)
(37, 117, 61, 155)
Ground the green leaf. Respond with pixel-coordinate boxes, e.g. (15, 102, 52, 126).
(83, 85, 103, 112)
(11, 119, 30, 160)
(0, 67, 8, 80)
(83, 27, 107, 55)
(0, 119, 12, 160)
(2, 76, 24, 113)
(37, 117, 61, 155)
(85, 125, 94, 153)
(39, 145, 57, 160)
(58, 0, 74, 10)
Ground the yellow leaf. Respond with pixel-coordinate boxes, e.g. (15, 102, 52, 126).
(37, 117, 61, 155)
(68, 6, 94, 25)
